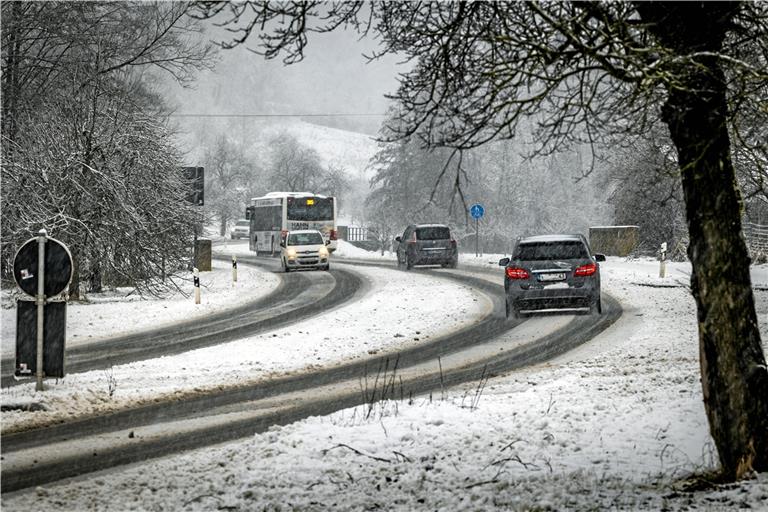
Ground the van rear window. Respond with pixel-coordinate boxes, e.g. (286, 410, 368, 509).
(416, 227, 451, 240)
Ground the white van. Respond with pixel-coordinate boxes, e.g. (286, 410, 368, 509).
(280, 230, 331, 272)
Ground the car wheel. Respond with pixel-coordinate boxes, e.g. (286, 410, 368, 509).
(323, 264, 330, 271)
(405, 254, 413, 270)
(591, 295, 602, 314)
(506, 298, 519, 319)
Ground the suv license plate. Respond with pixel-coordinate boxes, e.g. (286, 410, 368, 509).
(539, 273, 566, 282)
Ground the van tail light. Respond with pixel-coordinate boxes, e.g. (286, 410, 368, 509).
(330, 229, 337, 241)
(505, 267, 530, 279)
(450, 239, 457, 246)
(574, 263, 597, 277)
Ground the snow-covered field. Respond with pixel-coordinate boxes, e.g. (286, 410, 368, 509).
(2, 245, 767, 510)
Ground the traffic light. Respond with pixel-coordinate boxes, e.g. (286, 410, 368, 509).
(183, 166, 204, 206)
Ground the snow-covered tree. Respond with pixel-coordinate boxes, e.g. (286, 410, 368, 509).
(267, 132, 349, 197)
(1, 1, 215, 296)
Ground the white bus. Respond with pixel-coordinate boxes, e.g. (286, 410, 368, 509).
(245, 192, 338, 255)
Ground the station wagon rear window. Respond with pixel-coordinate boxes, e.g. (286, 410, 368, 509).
(415, 227, 451, 240)
(514, 241, 589, 260)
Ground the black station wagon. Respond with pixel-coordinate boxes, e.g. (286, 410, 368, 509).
(499, 234, 606, 319)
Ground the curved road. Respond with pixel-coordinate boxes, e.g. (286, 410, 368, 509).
(1, 257, 363, 387)
(1, 254, 622, 493)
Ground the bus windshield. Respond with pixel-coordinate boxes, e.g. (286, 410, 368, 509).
(287, 197, 333, 221)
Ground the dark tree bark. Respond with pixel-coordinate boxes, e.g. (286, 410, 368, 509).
(638, 2, 768, 479)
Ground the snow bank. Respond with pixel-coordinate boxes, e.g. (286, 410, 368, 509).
(1, 260, 280, 357)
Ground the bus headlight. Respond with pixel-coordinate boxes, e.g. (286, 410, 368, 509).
(286, 248, 297, 259)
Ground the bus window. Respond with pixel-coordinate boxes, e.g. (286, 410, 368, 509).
(252, 205, 282, 231)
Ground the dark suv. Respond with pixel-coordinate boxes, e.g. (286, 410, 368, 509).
(395, 224, 458, 270)
(498, 234, 606, 318)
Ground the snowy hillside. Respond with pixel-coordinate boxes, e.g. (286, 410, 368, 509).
(269, 120, 379, 181)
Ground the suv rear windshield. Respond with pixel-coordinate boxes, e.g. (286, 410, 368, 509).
(514, 241, 589, 260)
(416, 227, 451, 240)
(235, 220, 250, 227)
(287, 232, 324, 246)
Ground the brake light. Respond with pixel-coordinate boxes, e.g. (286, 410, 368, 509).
(408, 232, 417, 244)
(450, 239, 457, 246)
(330, 229, 337, 241)
(574, 263, 597, 276)
(505, 267, 529, 279)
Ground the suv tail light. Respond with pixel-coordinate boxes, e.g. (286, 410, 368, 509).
(330, 229, 337, 241)
(505, 267, 530, 279)
(408, 232, 417, 244)
(574, 263, 597, 276)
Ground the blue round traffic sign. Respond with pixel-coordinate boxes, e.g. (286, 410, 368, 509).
(470, 203, 485, 219)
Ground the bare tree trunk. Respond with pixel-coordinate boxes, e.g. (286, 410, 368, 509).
(648, 7, 768, 476)
(89, 261, 102, 293)
(1, 2, 21, 146)
(219, 213, 227, 237)
(68, 246, 81, 301)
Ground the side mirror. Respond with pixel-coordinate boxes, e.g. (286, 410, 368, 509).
(594, 253, 606, 262)
(325, 240, 330, 246)
(279, 241, 285, 248)
(395, 236, 402, 243)
(498, 257, 510, 266)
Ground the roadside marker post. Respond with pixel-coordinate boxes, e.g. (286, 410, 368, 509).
(659, 242, 667, 278)
(232, 255, 238, 284)
(194, 267, 201, 304)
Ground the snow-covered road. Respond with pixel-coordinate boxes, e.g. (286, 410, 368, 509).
(1, 259, 490, 432)
(2, 244, 767, 510)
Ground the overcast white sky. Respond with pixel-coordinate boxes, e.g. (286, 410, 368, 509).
(163, 20, 404, 135)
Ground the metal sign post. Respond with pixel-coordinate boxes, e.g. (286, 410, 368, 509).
(14, 230, 72, 387)
(470, 203, 485, 258)
(36, 229, 47, 391)
(232, 255, 238, 284)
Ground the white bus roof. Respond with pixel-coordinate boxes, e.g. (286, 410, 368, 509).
(251, 191, 331, 202)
